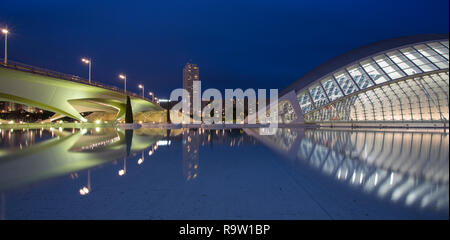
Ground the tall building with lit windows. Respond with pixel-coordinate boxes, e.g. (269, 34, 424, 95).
(275, 34, 449, 127)
(183, 63, 200, 117)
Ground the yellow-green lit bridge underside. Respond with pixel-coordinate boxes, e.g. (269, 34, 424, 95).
(0, 65, 164, 122)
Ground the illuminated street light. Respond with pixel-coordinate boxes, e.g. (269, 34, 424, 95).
(81, 58, 92, 83)
(149, 91, 154, 101)
(118, 74, 127, 93)
(1, 28, 8, 65)
(138, 84, 144, 98)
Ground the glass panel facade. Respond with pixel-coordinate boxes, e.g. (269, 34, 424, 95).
(400, 47, 438, 72)
(426, 42, 449, 60)
(334, 71, 358, 95)
(361, 59, 389, 84)
(289, 40, 449, 124)
(373, 55, 406, 80)
(414, 44, 449, 69)
(309, 84, 328, 108)
(321, 78, 343, 101)
(347, 65, 374, 89)
(297, 91, 313, 114)
(386, 50, 422, 76)
(303, 73, 449, 123)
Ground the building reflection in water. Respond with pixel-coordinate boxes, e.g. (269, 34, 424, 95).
(0, 128, 44, 149)
(181, 128, 259, 182)
(246, 128, 449, 211)
(182, 129, 200, 181)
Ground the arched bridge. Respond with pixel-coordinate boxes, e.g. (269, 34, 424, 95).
(0, 60, 164, 122)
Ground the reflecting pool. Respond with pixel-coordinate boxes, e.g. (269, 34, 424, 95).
(0, 127, 448, 219)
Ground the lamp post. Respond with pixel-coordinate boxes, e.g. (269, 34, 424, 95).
(149, 92, 154, 101)
(81, 58, 92, 83)
(138, 84, 144, 98)
(119, 74, 127, 94)
(1, 28, 8, 65)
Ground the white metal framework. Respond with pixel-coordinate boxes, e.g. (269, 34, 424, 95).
(279, 36, 449, 126)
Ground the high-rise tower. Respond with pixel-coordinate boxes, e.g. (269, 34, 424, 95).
(182, 63, 199, 117)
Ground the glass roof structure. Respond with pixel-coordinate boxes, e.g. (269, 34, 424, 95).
(279, 35, 449, 125)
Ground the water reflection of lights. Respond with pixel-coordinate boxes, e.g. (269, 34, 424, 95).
(79, 187, 90, 195)
(0, 127, 168, 203)
(156, 140, 171, 146)
(1, 127, 257, 198)
(118, 157, 127, 176)
(247, 128, 449, 211)
(138, 152, 145, 165)
(80, 136, 120, 151)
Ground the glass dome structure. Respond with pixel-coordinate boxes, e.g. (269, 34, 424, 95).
(278, 34, 449, 127)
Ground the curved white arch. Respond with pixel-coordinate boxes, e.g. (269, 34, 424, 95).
(279, 37, 449, 125)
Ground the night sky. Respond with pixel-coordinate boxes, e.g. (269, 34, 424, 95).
(1, 0, 449, 99)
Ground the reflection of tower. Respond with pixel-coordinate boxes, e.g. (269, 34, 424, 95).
(182, 129, 199, 181)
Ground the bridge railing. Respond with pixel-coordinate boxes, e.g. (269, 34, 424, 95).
(0, 59, 159, 105)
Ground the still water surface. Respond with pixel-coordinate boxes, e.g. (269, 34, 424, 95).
(0, 127, 448, 219)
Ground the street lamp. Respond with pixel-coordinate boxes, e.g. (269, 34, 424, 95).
(149, 92, 154, 101)
(119, 74, 127, 93)
(138, 84, 144, 98)
(1, 28, 8, 65)
(81, 58, 92, 83)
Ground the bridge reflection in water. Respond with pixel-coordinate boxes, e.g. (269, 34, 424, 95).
(246, 128, 449, 212)
(0, 127, 168, 192)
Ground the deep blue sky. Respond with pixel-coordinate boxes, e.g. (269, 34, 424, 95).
(1, 0, 449, 98)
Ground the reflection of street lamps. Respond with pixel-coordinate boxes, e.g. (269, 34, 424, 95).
(1, 28, 8, 65)
(79, 169, 91, 195)
(138, 151, 144, 165)
(81, 58, 92, 83)
(119, 74, 127, 93)
(118, 157, 127, 176)
(138, 84, 144, 98)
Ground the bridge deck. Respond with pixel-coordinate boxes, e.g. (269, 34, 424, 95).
(0, 59, 157, 104)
